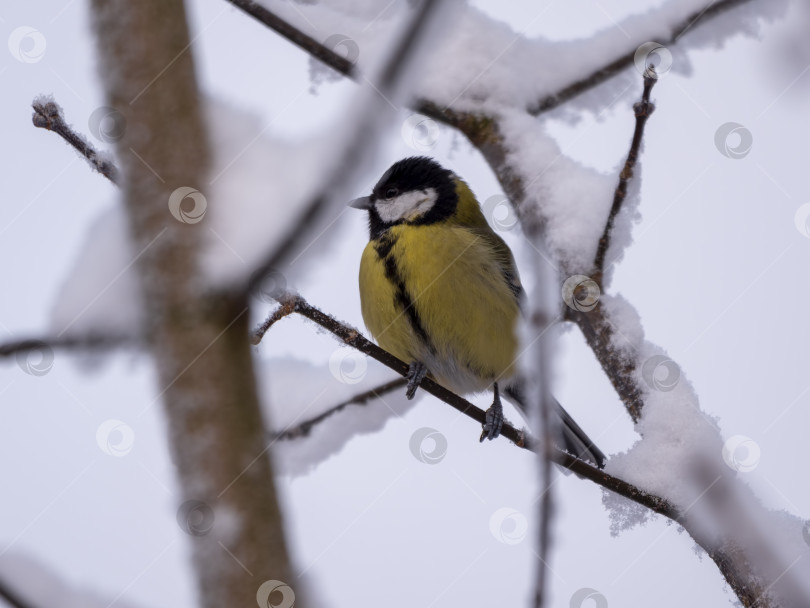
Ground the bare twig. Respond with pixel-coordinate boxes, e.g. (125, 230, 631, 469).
(253, 293, 677, 519)
(592, 69, 657, 285)
(224, 0, 355, 76)
(0, 334, 131, 358)
(32, 99, 119, 184)
(528, 0, 756, 115)
(250, 297, 297, 344)
(270, 377, 407, 440)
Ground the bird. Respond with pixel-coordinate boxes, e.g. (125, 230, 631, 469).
(350, 156, 605, 468)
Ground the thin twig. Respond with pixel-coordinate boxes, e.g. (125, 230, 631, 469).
(528, 0, 755, 115)
(250, 297, 297, 344)
(270, 377, 407, 440)
(224, 0, 355, 76)
(31, 99, 119, 184)
(254, 293, 677, 519)
(592, 69, 657, 284)
(0, 334, 131, 358)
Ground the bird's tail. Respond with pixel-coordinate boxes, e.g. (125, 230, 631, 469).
(503, 384, 607, 469)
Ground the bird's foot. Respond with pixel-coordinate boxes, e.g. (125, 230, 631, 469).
(405, 361, 428, 400)
(480, 382, 504, 442)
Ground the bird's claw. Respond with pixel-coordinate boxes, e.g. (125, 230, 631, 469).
(480, 383, 504, 442)
(406, 361, 428, 400)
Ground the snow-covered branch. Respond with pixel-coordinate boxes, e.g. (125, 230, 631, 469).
(528, 0, 760, 115)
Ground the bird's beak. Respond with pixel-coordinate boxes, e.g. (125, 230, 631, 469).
(349, 196, 372, 210)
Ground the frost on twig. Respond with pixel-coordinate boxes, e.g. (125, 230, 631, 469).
(31, 97, 118, 184)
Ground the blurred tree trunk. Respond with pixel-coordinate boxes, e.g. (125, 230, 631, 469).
(89, 1, 294, 606)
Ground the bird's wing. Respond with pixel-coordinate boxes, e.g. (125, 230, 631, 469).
(469, 226, 525, 306)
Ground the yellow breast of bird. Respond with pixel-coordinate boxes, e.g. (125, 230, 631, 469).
(359, 222, 519, 395)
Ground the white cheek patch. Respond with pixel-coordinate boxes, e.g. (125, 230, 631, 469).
(375, 188, 438, 223)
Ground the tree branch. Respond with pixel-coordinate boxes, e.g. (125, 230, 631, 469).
(592, 70, 656, 285)
(270, 377, 407, 441)
(253, 293, 676, 519)
(223, 0, 355, 76)
(89, 1, 294, 605)
(528, 0, 757, 115)
(0, 334, 130, 359)
(221, 0, 758, 123)
(32, 99, 118, 184)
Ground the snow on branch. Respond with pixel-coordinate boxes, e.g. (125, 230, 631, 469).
(31, 98, 118, 184)
(528, 0, 762, 115)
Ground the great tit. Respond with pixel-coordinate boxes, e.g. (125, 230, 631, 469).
(351, 156, 605, 468)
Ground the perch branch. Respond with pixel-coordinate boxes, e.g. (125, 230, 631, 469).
(253, 293, 676, 519)
(592, 69, 657, 284)
(32, 99, 119, 184)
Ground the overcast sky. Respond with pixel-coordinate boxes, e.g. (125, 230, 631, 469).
(1, 1, 809, 607)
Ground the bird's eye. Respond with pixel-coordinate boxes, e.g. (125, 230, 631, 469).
(385, 187, 398, 199)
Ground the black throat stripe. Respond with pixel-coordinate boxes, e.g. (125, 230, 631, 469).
(373, 235, 435, 353)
